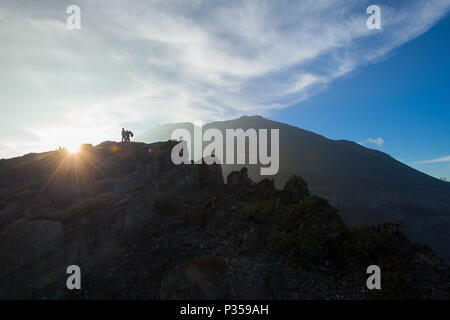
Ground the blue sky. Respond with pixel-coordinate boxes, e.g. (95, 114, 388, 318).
(273, 13, 450, 179)
(0, 0, 449, 178)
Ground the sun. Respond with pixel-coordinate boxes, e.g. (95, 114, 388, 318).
(66, 143, 81, 154)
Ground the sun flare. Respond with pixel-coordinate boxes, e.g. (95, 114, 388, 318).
(66, 144, 81, 154)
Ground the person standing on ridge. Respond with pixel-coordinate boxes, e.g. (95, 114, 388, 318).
(126, 130, 134, 142)
(121, 128, 127, 142)
(121, 128, 134, 142)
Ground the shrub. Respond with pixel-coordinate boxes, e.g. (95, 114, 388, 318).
(243, 200, 275, 224)
(281, 175, 310, 204)
(268, 224, 326, 266)
(241, 175, 348, 268)
(342, 223, 407, 265)
(267, 203, 330, 266)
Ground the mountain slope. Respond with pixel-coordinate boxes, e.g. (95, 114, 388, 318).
(137, 116, 450, 262)
(0, 141, 449, 299)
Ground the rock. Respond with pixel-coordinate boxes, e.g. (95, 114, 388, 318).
(227, 167, 251, 188)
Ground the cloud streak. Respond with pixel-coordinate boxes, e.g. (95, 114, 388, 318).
(0, 0, 449, 157)
(416, 156, 450, 164)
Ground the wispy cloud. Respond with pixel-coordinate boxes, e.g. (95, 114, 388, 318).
(368, 137, 385, 147)
(0, 0, 449, 157)
(359, 137, 385, 148)
(416, 156, 450, 164)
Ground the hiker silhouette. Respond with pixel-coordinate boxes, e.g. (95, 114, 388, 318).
(121, 128, 134, 143)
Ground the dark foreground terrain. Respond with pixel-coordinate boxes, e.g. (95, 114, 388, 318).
(0, 141, 449, 299)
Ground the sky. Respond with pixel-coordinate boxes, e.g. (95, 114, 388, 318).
(273, 9, 450, 180)
(0, 0, 449, 179)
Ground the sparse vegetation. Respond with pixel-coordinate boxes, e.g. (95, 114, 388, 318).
(27, 192, 113, 221)
(281, 175, 310, 205)
(242, 177, 347, 268)
(241, 176, 421, 272)
(266, 198, 346, 267)
(243, 200, 274, 224)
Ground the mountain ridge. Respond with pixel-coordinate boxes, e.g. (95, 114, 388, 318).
(137, 115, 450, 262)
(139, 115, 447, 188)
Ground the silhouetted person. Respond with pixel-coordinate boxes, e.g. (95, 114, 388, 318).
(121, 128, 134, 142)
(126, 130, 134, 142)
